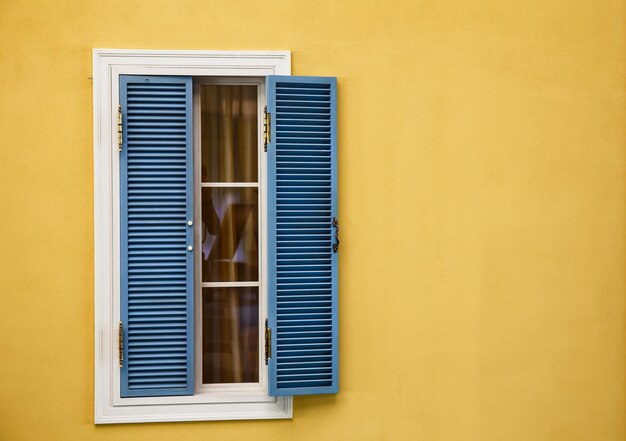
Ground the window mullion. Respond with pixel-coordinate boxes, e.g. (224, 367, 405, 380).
(201, 281, 260, 288)
(200, 182, 259, 187)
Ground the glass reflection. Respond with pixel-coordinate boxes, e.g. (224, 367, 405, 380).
(201, 85, 258, 182)
(202, 287, 259, 384)
(201, 187, 258, 282)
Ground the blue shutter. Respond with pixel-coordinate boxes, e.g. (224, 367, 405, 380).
(120, 75, 194, 397)
(267, 76, 338, 396)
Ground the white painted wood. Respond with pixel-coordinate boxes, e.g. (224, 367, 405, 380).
(93, 49, 291, 424)
(201, 281, 260, 288)
(200, 182, 259, 187)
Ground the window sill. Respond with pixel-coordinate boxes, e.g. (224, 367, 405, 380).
(96, 393, 292, 424)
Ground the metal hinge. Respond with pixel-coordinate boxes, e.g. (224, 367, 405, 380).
(263, 106, 271, 152)
(118, 321, 124, 368)
(117, 105, 123, 152)
(264, 319, 271, 365)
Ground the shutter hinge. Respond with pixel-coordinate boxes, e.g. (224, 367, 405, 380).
(117, 105, 123, 152)
(264, 319, 271, 365)
(118, 321, 124, 368)
(263, 106, 271, 152)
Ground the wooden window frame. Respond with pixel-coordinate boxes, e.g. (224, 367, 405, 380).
(93, 49, 292, 424)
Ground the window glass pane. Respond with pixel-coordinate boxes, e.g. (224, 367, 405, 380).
(201, 85, 258, 182)
(202, 287, 259, 384)
(201, 187, 258, 282)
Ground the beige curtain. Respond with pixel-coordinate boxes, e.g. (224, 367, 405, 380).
(202, 85, 257, 183)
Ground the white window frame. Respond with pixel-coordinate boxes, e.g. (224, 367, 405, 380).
(93, 49, 292, 424)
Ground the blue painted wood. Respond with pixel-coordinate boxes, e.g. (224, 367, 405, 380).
(120, 75, 194, 397)
(267, 75, 338, 396)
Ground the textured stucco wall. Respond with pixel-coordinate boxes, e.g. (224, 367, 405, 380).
(1, 0, 624, 439)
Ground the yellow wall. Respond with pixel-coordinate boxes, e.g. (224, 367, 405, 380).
(1, 0, 625, 440)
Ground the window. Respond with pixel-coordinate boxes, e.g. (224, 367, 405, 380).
(94, 50, 338, 424)
(195, 79, 264, 390)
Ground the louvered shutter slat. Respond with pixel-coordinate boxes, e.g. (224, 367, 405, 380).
(267, 76, 338, 396)
(120, 75, 194, 398)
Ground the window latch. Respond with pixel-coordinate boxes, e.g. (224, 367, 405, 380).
(264, 319, 271, 365)
(263, 106, 271, 152)
(118, 321, 124, 368)
(332, 217, 340, 253)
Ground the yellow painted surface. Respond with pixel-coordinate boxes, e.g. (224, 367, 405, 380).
(1, 0, 625, 439)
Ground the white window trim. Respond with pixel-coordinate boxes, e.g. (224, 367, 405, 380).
(93, 49, 292, 424)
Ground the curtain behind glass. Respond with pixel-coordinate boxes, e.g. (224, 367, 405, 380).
(201, 85, 257, 182)
(200, 85, 259, 383)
